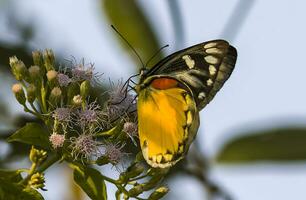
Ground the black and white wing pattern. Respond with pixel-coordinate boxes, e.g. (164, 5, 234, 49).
(146, 40, 237, 110)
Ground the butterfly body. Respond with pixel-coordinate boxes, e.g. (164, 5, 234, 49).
(136, 40, 237, 168)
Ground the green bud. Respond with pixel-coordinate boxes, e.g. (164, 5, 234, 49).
(49, 87, 62, 105)
(12, 83, 26, 105)
(26, 84, 37, 103)
(96, 156, 109, 166)
(29, 65, 41, 79)
(128, 184, 144, 197)
(29, 146, 47, 164)
(32, 50, 43, 66)
(115, 190, 122, 200)
(135, 152, 144, 162)
(80, 80, 90, 99)
(67, 83, 80, 104)
(125, 163, 145, 179)
(43, 49, 55, 71)
(118, 172, 128, 184)
(147, 168, 168, 177)
(9, 56, 28, 81)
(148, 186, 169, 200)
(142, 175, 164, 191)
(28, 172, 45, 189)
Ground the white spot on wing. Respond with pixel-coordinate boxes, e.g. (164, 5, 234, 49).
(209, 65, 217, 76)
(182, 55, 195, 69)
(204, 42, 217, 49)
(205, 55, 219, 64)
(186, 110, 193, 126)
(176, 73, 205, 88)
(206, 48, 223, 55)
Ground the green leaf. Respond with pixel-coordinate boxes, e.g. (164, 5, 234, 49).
(21, 188, 45, 200)
(102, 0, 162, 69)
(0, 180, 44, 200)
(216, 127, 306, 163)
(0, 169, 23, 182)
(7, 122, 50, 149)
(73, 166, 107, 200)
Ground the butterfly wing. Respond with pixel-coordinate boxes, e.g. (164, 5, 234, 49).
(137, 78, 199, 168)
(137, 40, 237, 168)
(146, 40, 237, 110)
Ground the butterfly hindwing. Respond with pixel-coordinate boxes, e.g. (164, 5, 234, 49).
(137, 79, 199, 168)
(146, 40, 237, 110)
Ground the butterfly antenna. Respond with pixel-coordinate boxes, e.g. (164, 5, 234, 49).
(111, 25, 145, 69)
(145, 44, 169, 67)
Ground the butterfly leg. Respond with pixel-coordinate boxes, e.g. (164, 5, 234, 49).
(110, 74, 138, 105)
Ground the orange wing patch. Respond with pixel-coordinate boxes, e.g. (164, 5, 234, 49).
(150, 78, 178, 90)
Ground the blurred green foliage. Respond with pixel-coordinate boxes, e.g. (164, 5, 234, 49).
(216, 127, 306, 163)
(102, 0, 162, 68)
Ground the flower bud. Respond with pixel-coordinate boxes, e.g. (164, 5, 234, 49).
(32, 50, 43, 66)
(49, 87, 62, 105)
(123, 122, 138, 137)
(67, 83, 80, 104)
(9, 56, 18, 66)
(135, 152, 144, 162)
(57, 73, 71, 87)
(142, 175, 164, 191)
(26, 84, 37, 103)
(46, 70, 58, 82)
(43, 49, 55, 71)
(72, 95, 82, 106)
(49, 132, 65, 149)
(147, 168, 168, 177)
(80, 80, 90, 99)
(29, 65, 41, 79)
(96, 155, 109, 166)
(28, 172, 45, 189)
(29, 146, 47, 164)
(125, 163, 144, 179)
(148, 186, 169, 200)
(9, 56, 28, 81)
(128, 184, 144, 197)
(12, 83, 26, 105)
(118, 172, 129, 183)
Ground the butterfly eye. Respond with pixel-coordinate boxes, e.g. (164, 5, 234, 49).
(151, 78, 178, 90)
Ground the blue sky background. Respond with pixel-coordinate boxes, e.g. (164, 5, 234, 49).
(1, 0, 306, 199)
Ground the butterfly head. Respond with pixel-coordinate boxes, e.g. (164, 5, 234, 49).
(136, 67, 149, 91)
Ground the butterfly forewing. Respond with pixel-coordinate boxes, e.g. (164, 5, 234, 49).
(147, 40, 237, 110)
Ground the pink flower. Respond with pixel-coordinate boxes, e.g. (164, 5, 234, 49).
(49, 132, 65, 149)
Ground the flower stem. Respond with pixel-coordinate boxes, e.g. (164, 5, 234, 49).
(99, 173, 129, 196)
(23, 104, 42, 119)
(41, 85, 48, 113)
(19, 154, 60, 186)
(37, 153, 61, 173)
(19, 162, 37, 185)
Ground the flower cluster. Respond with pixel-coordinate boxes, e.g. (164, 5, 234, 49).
(8, 50, 169, 200)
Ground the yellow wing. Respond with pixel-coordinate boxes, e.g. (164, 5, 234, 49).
(137, 79, 199, 168)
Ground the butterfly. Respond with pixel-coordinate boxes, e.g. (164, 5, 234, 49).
(134, 40, 237, 168)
